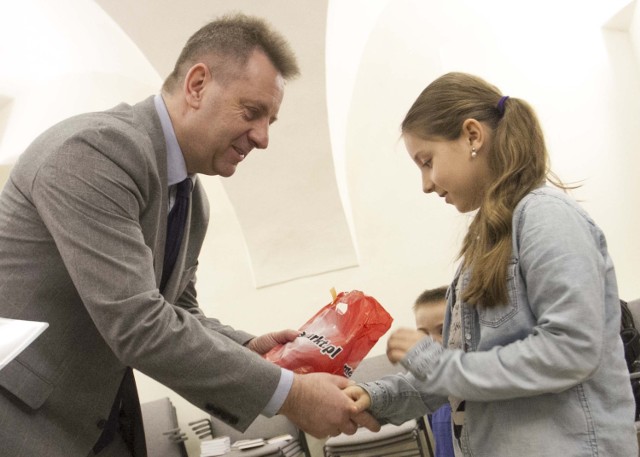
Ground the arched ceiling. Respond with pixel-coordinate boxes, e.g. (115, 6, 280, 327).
(96, 0, 362, 287)
(2, 0, 636, 288)
(12, 0, 362, 287)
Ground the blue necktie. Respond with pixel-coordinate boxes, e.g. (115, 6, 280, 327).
(160, 177, 192, 292)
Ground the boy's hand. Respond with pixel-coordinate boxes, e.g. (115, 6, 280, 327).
(386, 328, 429, 363)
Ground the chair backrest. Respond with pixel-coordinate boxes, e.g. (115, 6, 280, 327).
(350, 353, 403, 383)
(626, 299, 640, 328)
(140, 397, 188, 457)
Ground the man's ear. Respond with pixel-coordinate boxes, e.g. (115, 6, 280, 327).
(183, 63, 209, 108)
(461, 118, 485, 150)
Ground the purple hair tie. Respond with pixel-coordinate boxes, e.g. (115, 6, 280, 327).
(497, 95, 509, 116)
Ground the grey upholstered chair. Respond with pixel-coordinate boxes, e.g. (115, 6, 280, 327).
(140, 397, 188, 457)
(208, 411, 309, 456)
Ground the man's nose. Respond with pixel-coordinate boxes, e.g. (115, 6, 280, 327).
(249, 119, 269, 149)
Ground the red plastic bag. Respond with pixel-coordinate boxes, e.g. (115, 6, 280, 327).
(264, 290, 393, 377)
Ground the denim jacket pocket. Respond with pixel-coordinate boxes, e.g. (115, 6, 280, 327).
(478, 258, 519, 327)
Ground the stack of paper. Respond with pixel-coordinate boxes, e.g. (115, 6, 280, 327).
(232, 438, 265, 450)
(0, 317, 48, 370)
(200, 436, 231, 457)
(266, 434, 293, 445)
(224, 436, 300, 457)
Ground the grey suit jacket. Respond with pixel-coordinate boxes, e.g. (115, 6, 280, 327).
(0, 97, 282, 456)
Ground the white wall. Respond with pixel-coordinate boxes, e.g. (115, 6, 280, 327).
(631, 0, 640, 62)
(1, 1, 639, 456)
(0, 0, 160, 165)
(337, 0, 640, 307)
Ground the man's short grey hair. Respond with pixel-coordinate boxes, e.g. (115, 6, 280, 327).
(163, 12, 300, 93)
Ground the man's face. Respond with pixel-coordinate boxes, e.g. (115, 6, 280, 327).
(181, 50, 285, 177)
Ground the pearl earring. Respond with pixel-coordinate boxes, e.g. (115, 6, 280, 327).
(471, 147, 477, 158)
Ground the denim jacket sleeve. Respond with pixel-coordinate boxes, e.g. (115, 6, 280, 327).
(364, 189, 610, 416)
(359, 360, 448, 424)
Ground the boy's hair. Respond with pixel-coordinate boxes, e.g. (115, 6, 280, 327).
(402, 72, 567, 308)
(163, 13, 300, 93)
(413, 286, 448, 311)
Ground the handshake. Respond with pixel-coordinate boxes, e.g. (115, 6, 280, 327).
(259, 326, 431, 439)
(278, 371, 379, 439)
(251, 329, 381, 439)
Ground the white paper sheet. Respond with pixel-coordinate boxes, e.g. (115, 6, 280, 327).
(0, 317, 48, 370)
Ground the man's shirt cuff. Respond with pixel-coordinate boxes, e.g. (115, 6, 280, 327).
(262, 368, 294, 417)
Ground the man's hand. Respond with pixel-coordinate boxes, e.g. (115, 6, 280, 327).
(386, 328, 428, 363)
(278, 373, 380, 438)
(245, 329, 299, 355)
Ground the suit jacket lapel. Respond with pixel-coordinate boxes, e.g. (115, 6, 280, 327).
(132, 96, 169, 289)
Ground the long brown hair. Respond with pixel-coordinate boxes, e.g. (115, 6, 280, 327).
(402, 72, 565, 308)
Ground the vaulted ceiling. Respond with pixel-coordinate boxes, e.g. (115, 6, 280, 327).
(0, 0, 636, 289)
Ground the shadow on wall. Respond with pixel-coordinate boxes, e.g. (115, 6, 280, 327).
(0, 165, 10, 188)
(0, 96, 12, 153)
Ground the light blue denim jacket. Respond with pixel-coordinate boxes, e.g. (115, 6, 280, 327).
(361, 186, 637, 456)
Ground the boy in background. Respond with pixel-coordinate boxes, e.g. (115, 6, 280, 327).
(413, 286, 455, 457)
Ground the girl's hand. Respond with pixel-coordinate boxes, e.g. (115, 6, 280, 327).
(343, 385, 372, 412)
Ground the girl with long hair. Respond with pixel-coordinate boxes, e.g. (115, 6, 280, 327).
(347, 72, 637, 456)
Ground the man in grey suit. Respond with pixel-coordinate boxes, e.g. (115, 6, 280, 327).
(0, 13, 378, 457)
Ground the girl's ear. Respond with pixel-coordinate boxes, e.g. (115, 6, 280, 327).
(462, 118, 485, 150)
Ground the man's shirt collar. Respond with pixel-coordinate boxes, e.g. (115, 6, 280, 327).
(154, 94, 188, 186)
